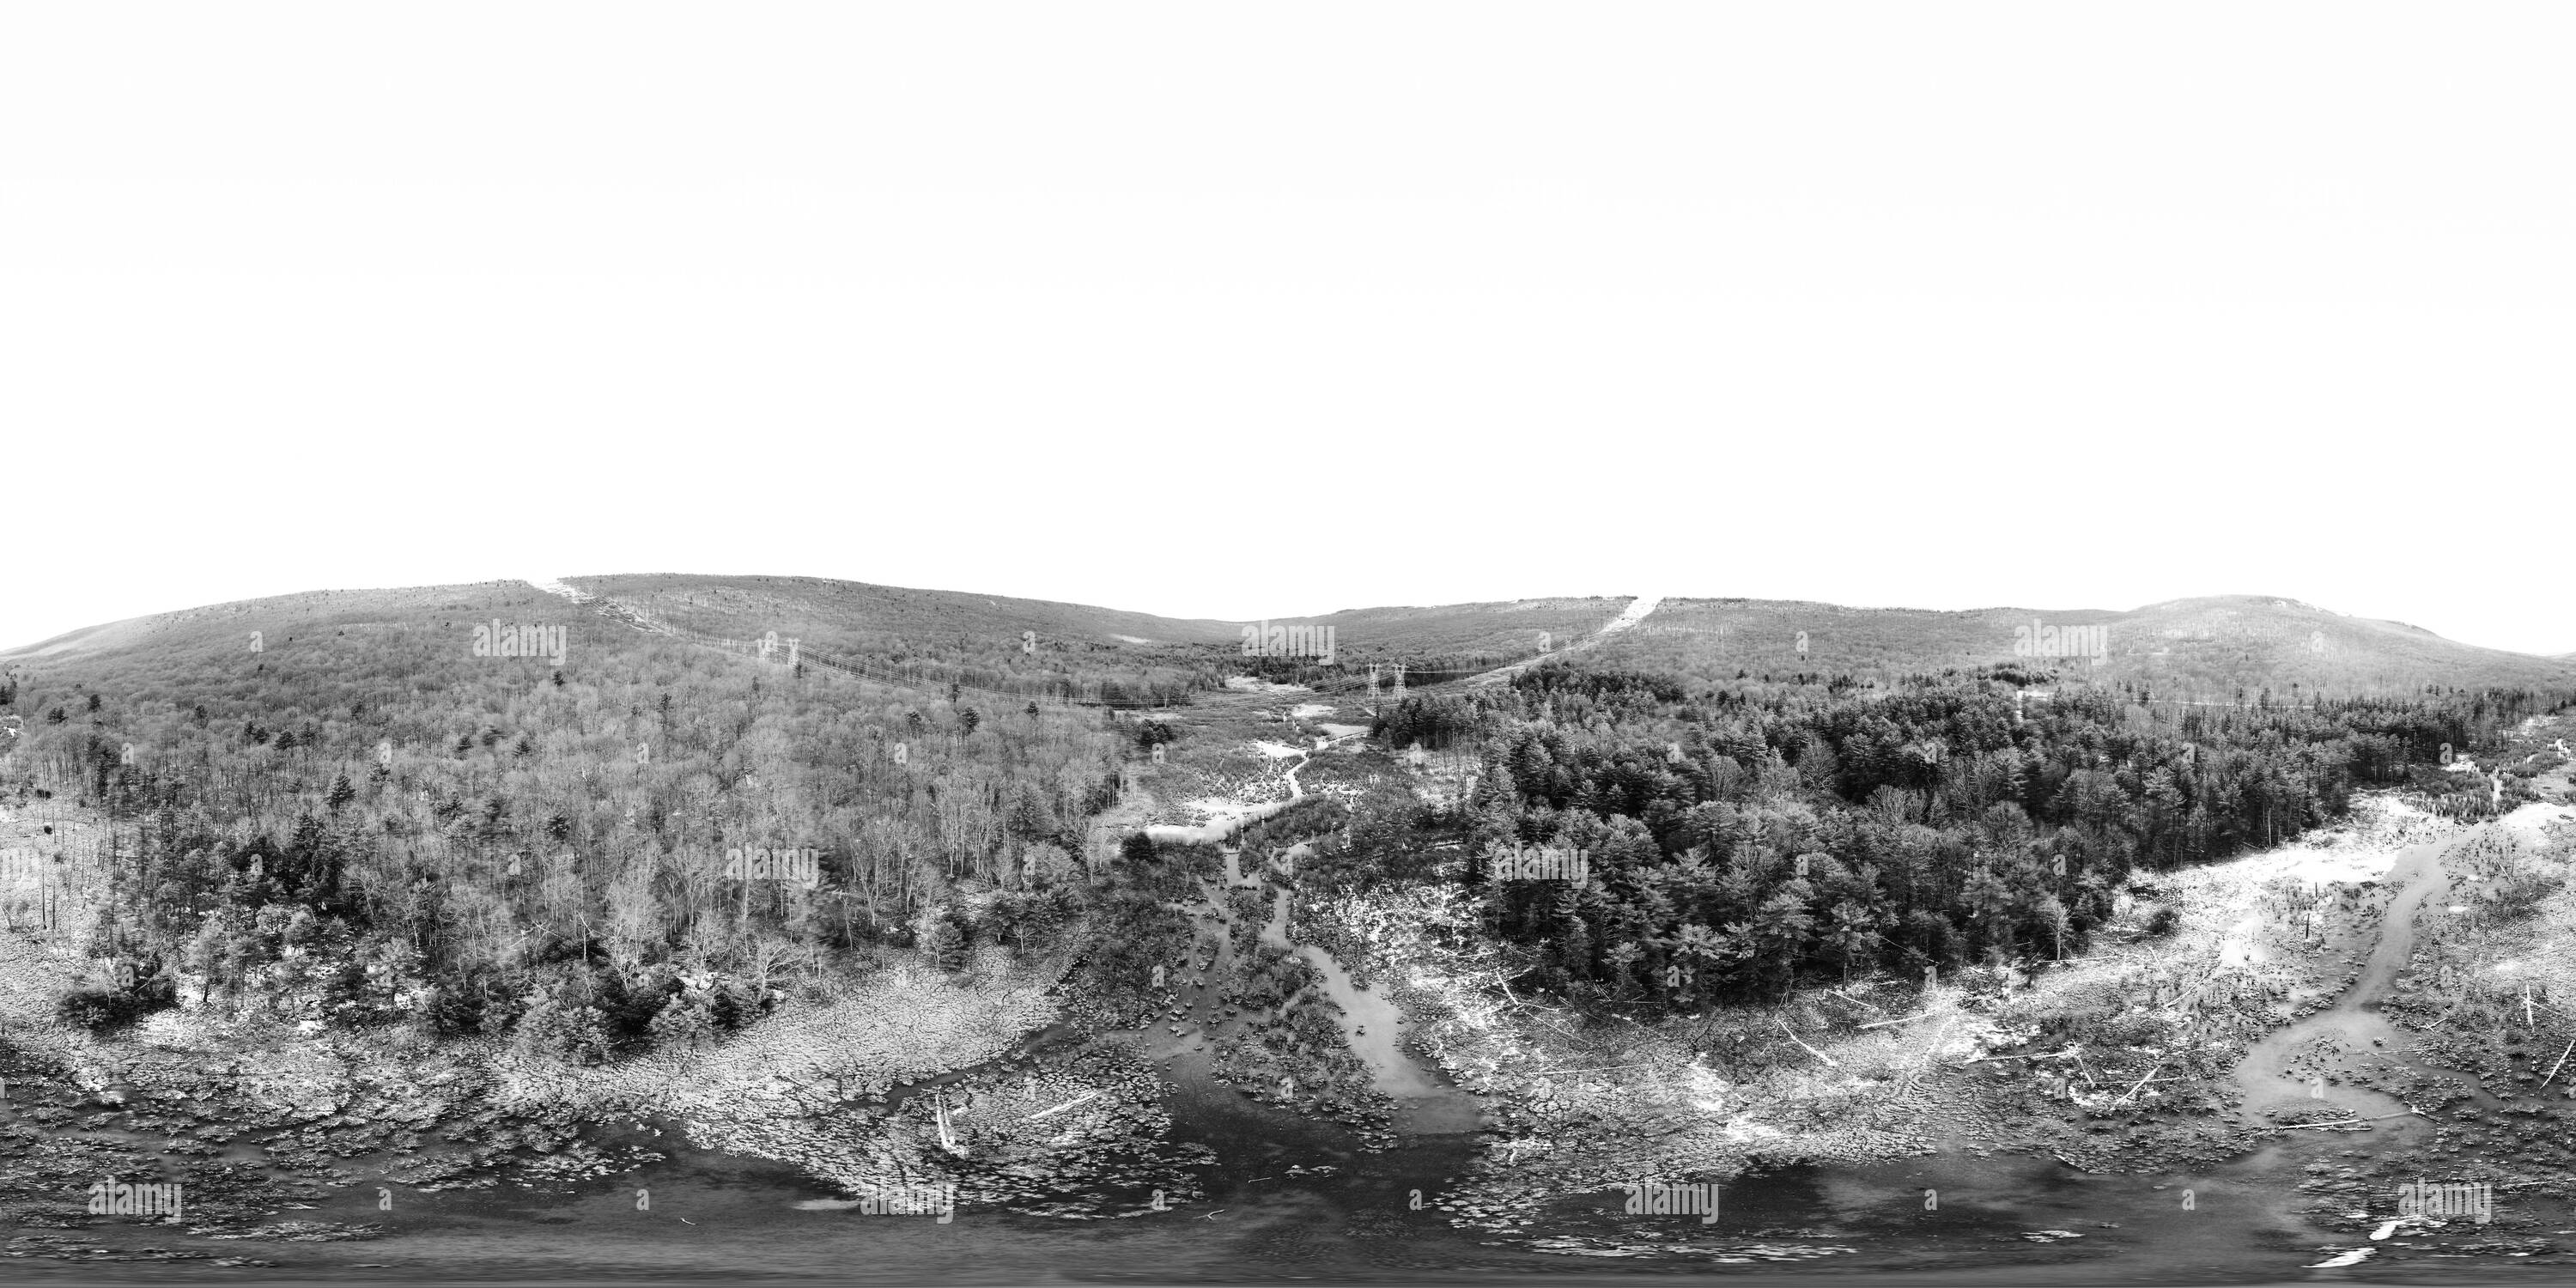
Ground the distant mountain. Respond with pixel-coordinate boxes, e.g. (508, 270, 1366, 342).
(562, 573, 1247, 647)
(1592, 594, 2576, 696)
(558, 576, 1637, 664)
(1, 582, 559, 664)
(7, 581, 2562, 702)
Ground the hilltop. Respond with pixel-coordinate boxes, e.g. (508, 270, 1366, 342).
(15, 580, 2563, 706)
(1593, 593, 2576, 696)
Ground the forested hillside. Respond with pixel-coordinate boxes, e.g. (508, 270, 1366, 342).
(1367, 663, 2573, 1012)
(1595, 596, 2576, 696)
(6, 575, 2567, 1072)
(0, 580, 1151, 1059)
(566, 574, 1240, 708)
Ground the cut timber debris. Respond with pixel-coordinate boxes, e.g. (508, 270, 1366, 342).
(2113, 1073, 2184, 1104)
(1775, 1016, 1840, 1067)
(2114, 1065, 2165, 1105)
(1025, 1091, 1105, 1121)
(2051, 1046, 2103, 1087)
(1856, 1009, 1951, 1030)
(1964, 1043, 2081, 1066)
(1524, 1061, 1668, 1078)
(2541, 1038, 2576, 1091)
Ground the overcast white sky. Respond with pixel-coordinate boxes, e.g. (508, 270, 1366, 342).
(5, 4, 2571, 654)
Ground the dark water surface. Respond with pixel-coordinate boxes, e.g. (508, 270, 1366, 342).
(22, 1062, 2557, 1285)
(12, 1078, 2567, 1283)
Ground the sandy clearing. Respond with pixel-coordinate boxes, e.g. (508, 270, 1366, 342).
(1223, 676, 1311, 694)
(1600, 594, 1664, 635)
(2164, 797, 2425, 905)
(488, 960, 1054, 1121)
(1145, 799, 1301, 847)
(2499, 799, 2576, 835)
(2212, 841, 2401, 889)
(1812, 794, 2435, 1072)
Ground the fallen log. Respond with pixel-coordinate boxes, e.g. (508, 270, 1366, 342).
(1025, 1091, 1106, 1121)
(1959, 1044, 2088, 1067)
(1775, 1016, 1841, 1067)
(2541, 1038, 2576, 1091)
(2067, 1048, 2102, 1087)
(2114, 1065, 2167, 1105)
(1524, 1061, 1668, 1078)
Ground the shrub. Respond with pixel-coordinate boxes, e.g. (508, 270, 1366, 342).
(512, 987, 617, 1065)
(422, 981, 490, 1036)
(55, 973, 177, 1032)
(57, 987, 143, 1031)
(647, 996, 720, 1049)
(2477, 859, 2565, 921)
(1020, 841, 1078, 884)
(917, 908, 971, 972)
(1071, 888, 1195, 1025)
